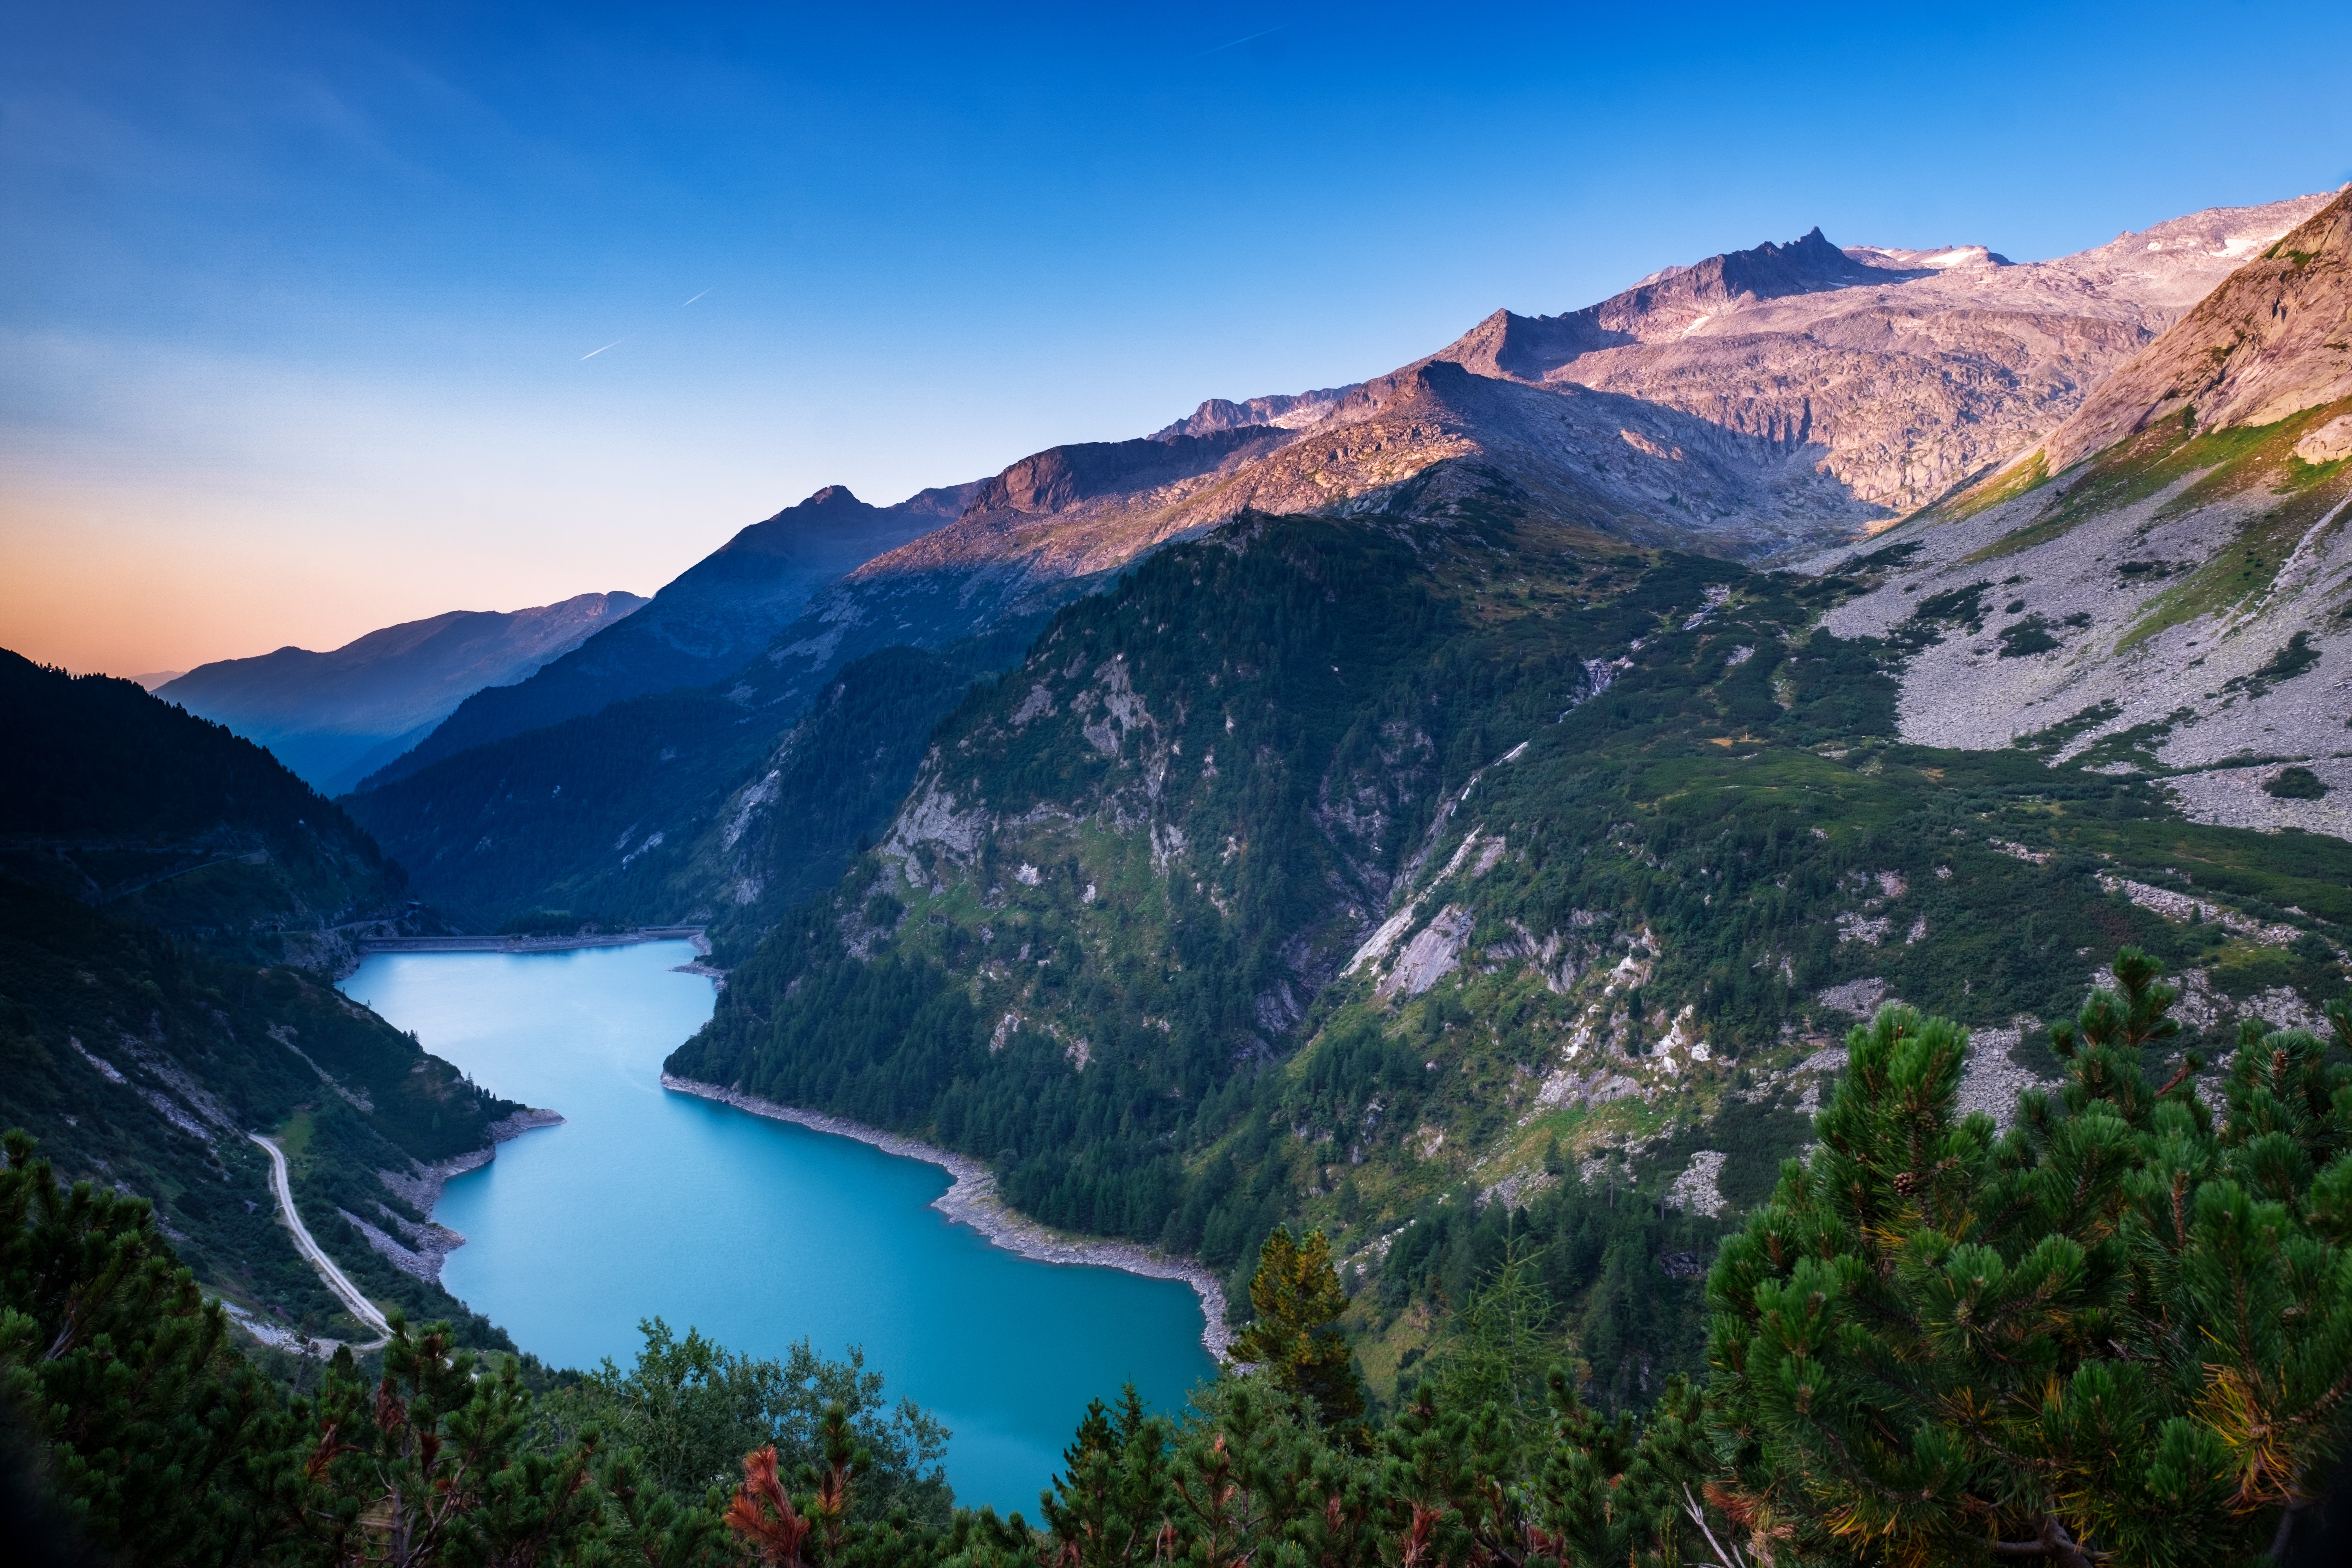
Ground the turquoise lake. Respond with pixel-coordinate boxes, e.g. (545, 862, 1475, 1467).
(339, 942, 1215, 1514)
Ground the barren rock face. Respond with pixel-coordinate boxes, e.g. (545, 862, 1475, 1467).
(1804, 187, 2352, 841)
(1558, 309, 2152, 512)
(1152, 193, 2336, 524)
(743, 189, 2345, 723)
(1429, 191, 2339, 513)
(2298, 415, 2352, 465)
(2040, 188, 2352, 470)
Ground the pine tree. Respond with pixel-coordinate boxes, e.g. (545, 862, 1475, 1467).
(725, 1400, 940, 1567)
(1233, 1228, 1367, 1434)
(0, 1128, 293, 1567)
(1705, 954, 2352, 1568)
(295, 1317, 609, 1566)
(1035, 1386, 1176, 1566)
(1423, 1236, 1560, 1431)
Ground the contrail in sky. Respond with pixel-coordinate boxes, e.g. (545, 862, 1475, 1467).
(580, 339, 625, 360)
(682, 289, 710, 306)
(1181, 23, 1287, 62)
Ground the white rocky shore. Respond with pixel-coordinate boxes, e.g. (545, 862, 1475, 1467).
(363, 1107, 568, 1284)
(661, 1074, 1235, 1361)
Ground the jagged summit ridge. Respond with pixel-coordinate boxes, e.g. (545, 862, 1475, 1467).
(714, 191, 2346, 732)
(1135, 194, 2338, 527)
(1846, 242, 2011, 270)
(1152, 388, 1353, 441)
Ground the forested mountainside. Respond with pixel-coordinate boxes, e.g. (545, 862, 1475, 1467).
(160, 591, 647, 795)
(344, 622, 1042, 958)
(0, 876, 520, 1351)
(0, 651, 416, 967)
(367, 482, 975, 786)
(0, 651, 546, 1357)
(666, 480, 2352, 1393)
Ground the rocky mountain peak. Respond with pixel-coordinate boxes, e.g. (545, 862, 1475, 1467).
(1151, 388, 1355, 441)
(1425, 225, 1900, 390)
(962, 427, 1294, 518)
(2039, 187, 2352, 472)
(1846, 242, 2011, 271)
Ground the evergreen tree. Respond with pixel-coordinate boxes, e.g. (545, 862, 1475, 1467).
(1524, 1372, 1713, 1568)
(1233, 1229, 1367, 1434)
(539, 1318, 951, 1528)
(0, 1128, 292, 1567)
(724, 1401, 942, 1567)
(294, 1317, 610, 1566)
(1706, 955, 2352, 1567)
(1422, 1237, 1560, 1432)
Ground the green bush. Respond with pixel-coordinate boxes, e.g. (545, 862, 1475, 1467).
(2267, 765, 2330, 800)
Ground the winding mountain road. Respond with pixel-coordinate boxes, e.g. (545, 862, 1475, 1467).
(247, 1132, 392, 1350)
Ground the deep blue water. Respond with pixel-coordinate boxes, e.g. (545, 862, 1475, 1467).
(339, 942, 1213, 1514)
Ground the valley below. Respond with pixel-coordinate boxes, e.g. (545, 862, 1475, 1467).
(339, 940, 1214, 1514)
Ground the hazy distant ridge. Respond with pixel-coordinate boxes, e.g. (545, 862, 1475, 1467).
(163, 591, 647, 795)
(359, 483, 975, 788)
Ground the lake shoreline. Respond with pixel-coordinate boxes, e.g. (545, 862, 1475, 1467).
(661, 1074, 1235, 1361)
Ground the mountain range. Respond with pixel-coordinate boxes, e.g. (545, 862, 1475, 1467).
(668, 184, 2352, 1394)
(339, 187, 2347, 954)
(161, 592, 647, 795)
(359, 481, 976, 787)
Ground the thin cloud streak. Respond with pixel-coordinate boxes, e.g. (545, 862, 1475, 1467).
(580, 338, 626, 360)
(682, 289, 710, 305)
(1180, 23, 1287, 62)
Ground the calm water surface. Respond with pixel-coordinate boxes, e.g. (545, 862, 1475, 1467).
(340, 942, 1214, 1514)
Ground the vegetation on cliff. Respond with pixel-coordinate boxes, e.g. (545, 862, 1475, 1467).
(0, 653, 534, 1349)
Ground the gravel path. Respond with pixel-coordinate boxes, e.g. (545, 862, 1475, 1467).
(248, 1131, 392, 1350)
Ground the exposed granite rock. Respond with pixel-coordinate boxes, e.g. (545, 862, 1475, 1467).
(2042, 188, 2352, 471)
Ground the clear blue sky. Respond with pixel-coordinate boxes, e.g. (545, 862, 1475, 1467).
(5, 0, 2349, 673)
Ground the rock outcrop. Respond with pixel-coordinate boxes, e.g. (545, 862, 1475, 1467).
(2040, 187, 2352, 471)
